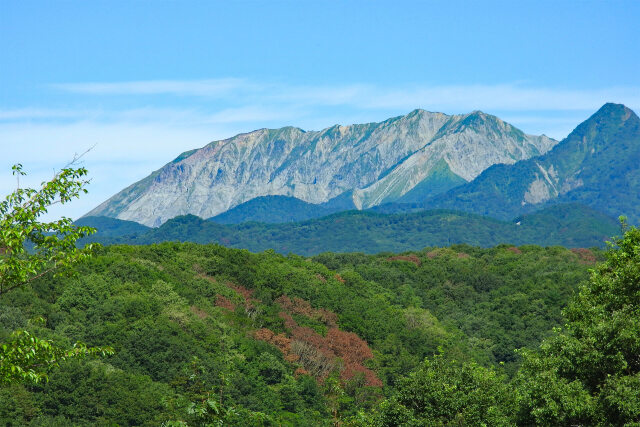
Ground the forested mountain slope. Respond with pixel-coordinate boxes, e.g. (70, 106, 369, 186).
(0, 241, 599, 425)
(81, 203, 619, 255)
(209, 195, 343, 224)
(74, 215, 151, 236)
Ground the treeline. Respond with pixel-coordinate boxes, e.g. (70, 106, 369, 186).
(79, 202, 619, 255)
(2, 233, 626, 425)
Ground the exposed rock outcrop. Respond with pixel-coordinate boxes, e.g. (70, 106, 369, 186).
(86, 109, 556, 226)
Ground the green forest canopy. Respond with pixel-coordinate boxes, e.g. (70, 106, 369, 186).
(3, 228, 638, 425)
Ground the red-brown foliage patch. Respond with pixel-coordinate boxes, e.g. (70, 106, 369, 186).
(254, 328, 292, 354)
(279, 311, 298, 330)
(315, 273, 327, 283)
(264, 298, 381, 386)
(276, 295, 338, 327)
(426, 250, 439, 259)
(294, 367, 309, 377)
(334, 274, 346, 283)
(387, 255, 421, 266)
(254, 328, 274, 342)
(228, 282, 254, 299)
(506, 246, 522, 255)
(571, 248, 597, 264)
(284, 353, 300, 363)
(457, 252, 470, 259)
(215, 295, 235, 311)
(271, 333, 292, 354)
(292, 326, 331, 355)
(326, 328, 382, 387)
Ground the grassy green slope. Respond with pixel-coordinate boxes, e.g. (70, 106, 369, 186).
(396, 158, 467, 203)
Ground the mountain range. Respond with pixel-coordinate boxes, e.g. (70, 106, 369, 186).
(420, 103, 640, 222)
(206, 103, 640, 226)
(85, 109, 556, 226)
(80, 103, 638, 253)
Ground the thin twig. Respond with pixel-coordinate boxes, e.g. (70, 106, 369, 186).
(0, 266, 56, 296)
(4, 146, 96, 222)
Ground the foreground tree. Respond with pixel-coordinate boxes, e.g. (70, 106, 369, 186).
(0, 328, 112, 384)
(515, 220, 640, 425)
(0, 163, 97, 296)
(0, 162, 112, 383)
(353, 354, 515, 426)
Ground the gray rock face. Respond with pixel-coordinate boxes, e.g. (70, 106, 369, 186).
(420, 103, 640, 223)
(85, 109, 556, 226)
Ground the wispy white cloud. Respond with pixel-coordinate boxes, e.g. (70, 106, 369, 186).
(9, 80, 638, 137)
(361, 84, 640, 112)
(0, 108, 82, 120)
(273, 83, 640, 112)
(0, 105, 303, 127)
(49, 79, 640, 113)
(269, 84, 372, 107)
(52, 78, 251, 97)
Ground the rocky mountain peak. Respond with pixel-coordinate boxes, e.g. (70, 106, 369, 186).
(423, 103, 640, 223)
(85, 109, 557, 226)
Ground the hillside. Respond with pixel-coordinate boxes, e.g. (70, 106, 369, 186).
(85, 109, 555, 226)
(209, 195, 340, 224)
(0, 241, 599, 425)
(74, 215, 151, 237)
(423, 103, 640, 222)
(81, 203, 619, 255)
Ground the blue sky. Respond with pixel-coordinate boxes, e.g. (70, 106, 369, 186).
(1, 0, 639, 219)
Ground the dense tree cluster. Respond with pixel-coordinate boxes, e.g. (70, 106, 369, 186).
(353, 222, 640, 426)
(0, 232, 615, 424)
